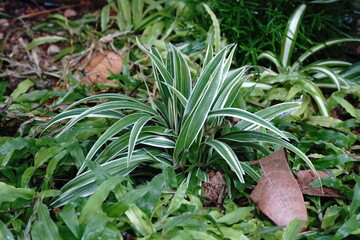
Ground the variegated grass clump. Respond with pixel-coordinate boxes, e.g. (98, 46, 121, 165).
(255, 4, 360, 117)
(45, 41, 316, 207)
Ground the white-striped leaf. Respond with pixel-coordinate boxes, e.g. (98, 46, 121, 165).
(206, 140, 245, 183)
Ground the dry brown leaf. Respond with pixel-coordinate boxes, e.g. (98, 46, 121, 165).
(202, 172, 227, 207)
(81, 50, 122, 84)
(296, 170, 343, 198)
(250, 148, 308, 228)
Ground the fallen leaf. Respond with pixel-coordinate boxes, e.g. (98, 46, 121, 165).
(296, 170, 343, 198)
(81, 50, 122, 84)
(202, 172, 227, 207)
(250, 148, 308, 229)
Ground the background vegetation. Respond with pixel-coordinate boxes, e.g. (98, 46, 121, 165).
(0, 0, 359, 239)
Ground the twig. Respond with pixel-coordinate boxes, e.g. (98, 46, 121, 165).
(0, 205, 32, 215)
(0, 96, 12, 113)
(16, 4, 81, 19)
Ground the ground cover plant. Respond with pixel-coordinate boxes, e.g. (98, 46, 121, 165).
(0, 0, 359, 239)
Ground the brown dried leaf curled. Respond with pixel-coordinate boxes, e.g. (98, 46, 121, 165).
(296, 170, 343, 198)
(202, 172, 227, 207)
(81, 50, 122, 84)
(250, 149, 308, 228)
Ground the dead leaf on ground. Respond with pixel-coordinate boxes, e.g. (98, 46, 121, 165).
(202, 171, 227, 207)
(296, 170, 343, 198)
(81, 50, 122, 84)
(250, 148, 308, 229)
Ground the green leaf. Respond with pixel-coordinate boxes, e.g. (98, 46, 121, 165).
(292, 38, 360, 71)
(333, 214, 360, 240)
(79, 176, 126, 224)
(283, 218, 306, 240)
(164, 180, 188, 219)
(10, 79, 34, 101)
(321, 206, 342, 228)
(0, 220, 14, 240)
(280, 4, 306, 68)
(34, 146, 63, 168)
(0, 182, 35, 204)
(106, 186, 151, 217)
(306, 116, 342, 128)
(202, 3, 220, 53)
(162, 213, 194, 234)
(206, 140, 244, 183)
(220, 131, 317, 174)
(58, 205, 80, 238)
(27, 36, 68, 50)
(332, 95, 360, 118)
(236, 102, 301, 130)
(51, 155, 151, 207)
(209, 108, 288, 140)
(31, 201, 61, 240)
(127, 115, 153, 166)
(350, 176, 360, 215)
(217, 207, 253, 225)
(101, 4, 110, 32)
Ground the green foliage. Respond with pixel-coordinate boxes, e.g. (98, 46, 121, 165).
(254, 4, 360, 117)
(44, 42, 316, 207)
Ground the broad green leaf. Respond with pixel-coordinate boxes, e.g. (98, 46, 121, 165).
(0, 220, 14, 240)
(34, 146, 63, 168)
(332, 95, 360, 118)
(283, 218, 306, 240)
(164, 180, 188, 219)
(11, 79, 34, 101)
(31, 201, 61, 240)
(125, 205, 155, 237)
(79, 176, 126, 224)
(206, 140, 244, 183)
(209, 108, 288, 140)
(0, 182, 35, 204)
(58, 205, 80, 238)
(333, 214, 360, 240)
(101, 4, 110, 32)
(106, 186, 151, 217)
(280, 4, 306, 67)
(162, 213, 194, 234)
(306, 116, 342, 128)
(217, 207, 253, 225)
(321, 206, 341, 228)
(27, 36, 68, 50)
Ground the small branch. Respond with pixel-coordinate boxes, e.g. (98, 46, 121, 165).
(16, 4, 81, 19)
(0, 205, 32, 215)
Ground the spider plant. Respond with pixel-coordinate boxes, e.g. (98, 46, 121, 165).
(44, 41, 316, 207)
(256, 4, 360, 117)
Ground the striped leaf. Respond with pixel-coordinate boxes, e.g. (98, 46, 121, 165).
(206, 140, 244, 183)
(280, 4, 306, 68)
(235, 102, 301, 130)
(292, 38, 360, 71)
(209, 108, 288, 140)
(220, 131, 317, 174)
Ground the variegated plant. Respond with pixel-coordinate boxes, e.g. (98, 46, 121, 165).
(45, 42, 316, 207)
(256, 4, 360, 117)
